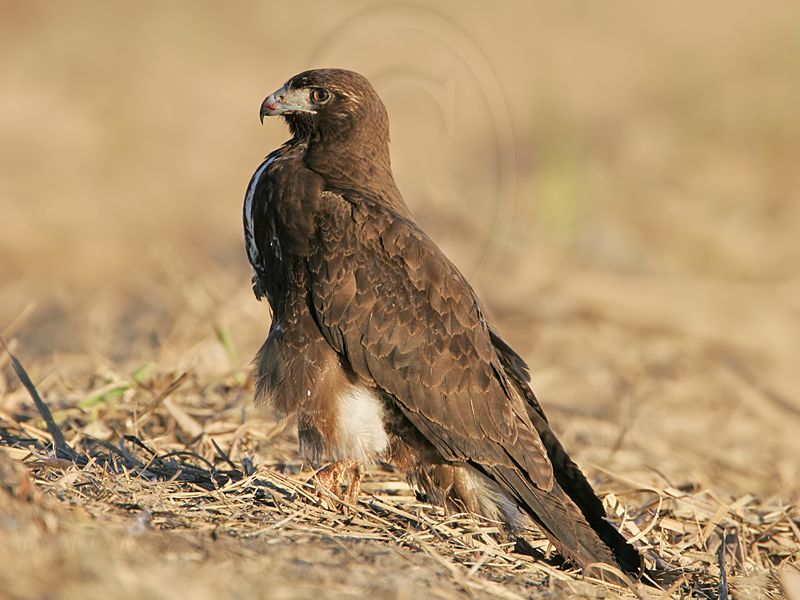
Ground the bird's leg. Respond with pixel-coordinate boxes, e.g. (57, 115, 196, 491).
(313, 459, 363, 507)
(341, 462, 364, 505)
(314, 460, 349, 499)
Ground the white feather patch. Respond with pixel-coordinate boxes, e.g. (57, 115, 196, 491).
(243, 155, 276, 270)
(336, 386, 389, 462)
(462, 467, 530, 532)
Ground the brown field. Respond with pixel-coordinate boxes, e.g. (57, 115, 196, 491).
(1, 2, 799, 598)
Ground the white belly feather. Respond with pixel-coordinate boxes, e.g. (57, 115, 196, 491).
(335, 385, 389, 463)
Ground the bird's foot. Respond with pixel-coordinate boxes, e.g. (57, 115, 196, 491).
(313, 459, 363, 510)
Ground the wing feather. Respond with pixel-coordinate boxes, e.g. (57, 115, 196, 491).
(307, 194, 554, 489)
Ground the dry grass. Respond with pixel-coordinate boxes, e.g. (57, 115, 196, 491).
(2, 2, 800, 599)
(0, 336, 797, 600)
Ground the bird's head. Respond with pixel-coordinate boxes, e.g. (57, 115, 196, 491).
(259, 68, 389, 145)
(258, 69, 405, 211)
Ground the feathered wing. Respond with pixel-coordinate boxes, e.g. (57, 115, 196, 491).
(306, 192, 640, 573)
(308, 194, 552, 485)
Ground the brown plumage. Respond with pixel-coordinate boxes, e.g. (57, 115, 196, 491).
(243, 68, 642, 575)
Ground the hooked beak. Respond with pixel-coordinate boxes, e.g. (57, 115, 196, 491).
(259, 85, 316, 123)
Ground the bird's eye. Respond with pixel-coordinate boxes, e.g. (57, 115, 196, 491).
(311, 88, 331, 104)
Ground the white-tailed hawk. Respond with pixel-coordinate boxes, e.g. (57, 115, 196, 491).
(243, 68, 641, 575)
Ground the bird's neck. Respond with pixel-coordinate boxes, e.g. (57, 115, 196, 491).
(299, 137, 412, 218)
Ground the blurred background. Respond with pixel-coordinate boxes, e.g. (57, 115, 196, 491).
(1, 2, 799, 498)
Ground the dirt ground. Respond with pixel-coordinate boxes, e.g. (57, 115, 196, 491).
(1, 2, 799, 599)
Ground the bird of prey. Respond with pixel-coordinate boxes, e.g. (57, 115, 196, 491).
(243, 68, 641, 575)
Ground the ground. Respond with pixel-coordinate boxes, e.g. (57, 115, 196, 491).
(1, 3, 799, 599)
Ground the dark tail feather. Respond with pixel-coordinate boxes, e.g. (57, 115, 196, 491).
(489, 329, 642, 574)
(489, 464, 621, 570)
(527, 409, 642, 575)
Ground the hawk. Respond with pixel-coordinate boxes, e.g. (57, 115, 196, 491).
(243, 68, 641, 575)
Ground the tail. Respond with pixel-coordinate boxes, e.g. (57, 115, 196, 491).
(490, 395, 642, 575)
(488, 329, 642, 575)
(529, 409, 642, 575)
(485, 462, 639, 575)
